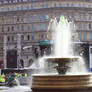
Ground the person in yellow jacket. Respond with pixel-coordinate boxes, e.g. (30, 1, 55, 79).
(24, 73, 28, 77)
(0, 73, 5, 83)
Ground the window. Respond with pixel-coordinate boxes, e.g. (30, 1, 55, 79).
(23, 0, 27, 2)
(41, 4, 44, 8)
(66, 13, 70, 19)
(4, 1, 8, 4)
(21, 25, 24, 31)
(31, 5, 34, 9)
(54, 13, 56, 18)
(59, 4, 62, 7)
(21, 35, 24, 40)
(8, 0, 12, 3)
(82, 24, 86, 29)
(32, 16, 34, 21)
(88, 4, 91, 8)
(41, 15, 44, 20)
(27, 6, 30, 10)
(67, 4, 69, 7)
(21, 6, 24, 10)
(12, 26, 14, 31)
(78, 23, 81, 29)
(78, 13, 81, 19)
(1, 8, 4, 12)
(72, 13, 74, 19)
(89, 24, 91, 29)
(71, 4, 74, 7)
(7, 27, 10, 31)
(46, 4, 48, 8)
(78, 4, 80, 7)
(27, 35, 30, 40)
(17, 25, 20, 31)
(16, 6, 20, 10)
(2, 27, 4, 32)
(38, 15, 40, 20)
(12, 36, 14, 41)
(26, 16, 30, 21)
(7, 7, 11, 11)
(38, 5, 40, 9)
(46, 24, 48, 30)
(32, 24, 34, 30)
(17, 16, 20, 22)
(42, 24, 44, 30)
(82, 4, 85, 7)
(32, 34, 34, 40)
(7, 36, 10, 41)
(82, 14, 85, 20)
(41, 34, 44, 39)
(45, 15, 49, 20)
(79, 32, 81, 41)
(83, 32, 85, 40)
(38, 25, 41, 30)
(27, 25, 30, 31)
(54, 3, 56, 7)
(91, 48, 92, 54)
(89, 15, 91, 20)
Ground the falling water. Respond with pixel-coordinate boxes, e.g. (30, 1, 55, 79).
(54, 16, 72, 57)
(15, 78, 20, 86)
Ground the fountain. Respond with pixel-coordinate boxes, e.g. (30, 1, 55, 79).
(31, 16, 92, 92)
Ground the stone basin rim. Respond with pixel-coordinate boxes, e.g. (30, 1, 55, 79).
(32, 73, 92, 76)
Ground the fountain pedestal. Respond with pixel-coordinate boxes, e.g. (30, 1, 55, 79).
(32, 57, 92, 92)
(45, 57, 79, 74)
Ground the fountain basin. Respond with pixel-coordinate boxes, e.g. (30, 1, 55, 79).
(32, 74, 92, 92)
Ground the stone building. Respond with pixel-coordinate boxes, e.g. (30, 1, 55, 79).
(0, 0, 92, 68)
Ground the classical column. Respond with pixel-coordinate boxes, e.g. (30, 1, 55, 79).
(3, 35, 7, 69)
(17, 34, 21, 68)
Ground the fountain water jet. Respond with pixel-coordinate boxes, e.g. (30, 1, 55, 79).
(31, 16, 92, 92)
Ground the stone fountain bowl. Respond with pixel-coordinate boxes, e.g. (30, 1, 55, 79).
(32, 74, 92, 92)
(44, 57, 80, 74)
(44, 57, 80, 62)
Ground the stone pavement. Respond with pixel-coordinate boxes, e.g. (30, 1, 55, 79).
(0, 85, 31, 92)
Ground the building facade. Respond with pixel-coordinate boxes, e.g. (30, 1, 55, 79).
(0, 0, 92, 68)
